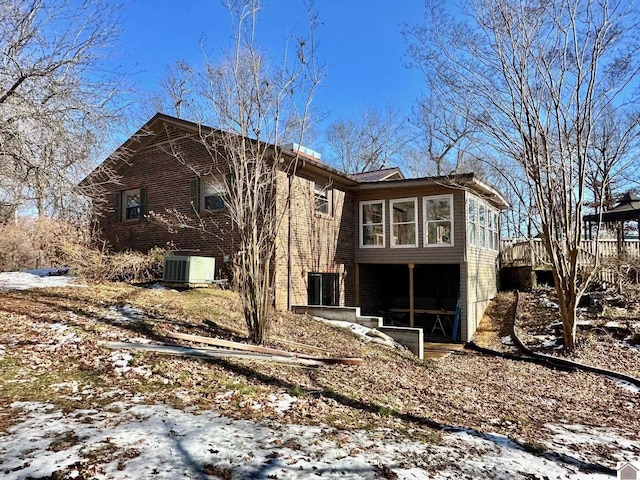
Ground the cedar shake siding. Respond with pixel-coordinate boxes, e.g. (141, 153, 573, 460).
(85, 113, 508, 345)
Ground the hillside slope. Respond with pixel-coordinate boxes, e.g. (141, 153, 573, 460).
(0, 284, 638, 478)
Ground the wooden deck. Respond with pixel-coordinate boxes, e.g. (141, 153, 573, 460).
(423, 342, 464, 360)
(500, 238, 640, 270)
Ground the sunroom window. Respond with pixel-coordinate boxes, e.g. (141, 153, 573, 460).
(424, 195, 453, 246)
(479, 203, 486, 247)
(468, 198, 477, 246)
(391, 198, 417, 247)
(360, 200, 385, 247)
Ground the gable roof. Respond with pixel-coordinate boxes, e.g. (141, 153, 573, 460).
(82, 113, 509, 208)
(350, 167, 405, 182)
(81, 112, 361, 188)
(583, 191, 640, 222)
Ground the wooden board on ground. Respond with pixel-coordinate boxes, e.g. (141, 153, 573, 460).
(166, 331, 362, 365)
(423, 342, 464, 360)
(101, 341, 327, 367)
(202, 319, 331, 354)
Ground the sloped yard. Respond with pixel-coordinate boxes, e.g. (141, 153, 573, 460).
(0, 282, 638, 479)
(516, 286, 640, 379)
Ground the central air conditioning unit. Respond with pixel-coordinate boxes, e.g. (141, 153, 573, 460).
(162, 256, 216, 284)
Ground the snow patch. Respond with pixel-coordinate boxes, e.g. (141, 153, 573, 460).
(0, 271, 80, 290)
(0, 402, 629, 479)
(105, 304, 145, 324)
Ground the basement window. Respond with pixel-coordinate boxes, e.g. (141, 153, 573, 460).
(307, 272, 338, 306)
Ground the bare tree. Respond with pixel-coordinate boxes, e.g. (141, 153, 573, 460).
(0, 0, 126, 218)
(324, 107, 410, 173)
(407, 93, 477, 176)
(149, 60, 198, 120)
(160, 0, 322, 344)
(406, 0, 640, 351)
(585, 105, 640, 211)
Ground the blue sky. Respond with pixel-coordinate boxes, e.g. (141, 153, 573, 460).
(118, 1, 427, 133)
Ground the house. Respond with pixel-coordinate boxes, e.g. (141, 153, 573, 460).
(619, 462, 640, 480)
(84, 113, 509, 342)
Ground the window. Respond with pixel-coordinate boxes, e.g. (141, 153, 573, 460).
(124, 189, 140, 220)
(479, 203, 486, 247)
(191, 176, 227, 214)
(115, 187, 146, 222)
(424, 195, 453, 246)
(487, 207, 495, 249)
(360, 200, 385, 247)
(468, 198, 477, 246)
(203, 176, 227, 212)
(307, 273, 338, 306)
(314, 182, 332, 216)
(467, 194, 500, 250)
(491, 211, 500, 251)
(390, 198, 417, 247)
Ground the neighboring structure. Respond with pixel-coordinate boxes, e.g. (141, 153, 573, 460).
(84, 113, 509, 342)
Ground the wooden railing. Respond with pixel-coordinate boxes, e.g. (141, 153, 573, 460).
(500, 238, 640, 269)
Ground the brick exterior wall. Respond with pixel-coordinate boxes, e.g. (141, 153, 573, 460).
(273, 170, 355, 310)
(97, 135, 238, 280)
(96, 127, 355, 310)
(92, 115, 506, 342)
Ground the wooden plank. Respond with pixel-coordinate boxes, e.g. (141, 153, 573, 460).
(203, 318, 330, 353)
(166, 331, 362, 366)
(167, 331, 300, 357)
(101, 341, 326, 367)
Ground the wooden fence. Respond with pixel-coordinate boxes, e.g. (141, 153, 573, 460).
(500, 239, 640, 283)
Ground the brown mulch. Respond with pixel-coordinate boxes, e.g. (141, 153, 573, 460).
(1, 283, 639, 470)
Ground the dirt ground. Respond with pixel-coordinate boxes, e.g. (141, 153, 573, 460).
(516, 285, 640, 379)
(0, 283, 638, 473)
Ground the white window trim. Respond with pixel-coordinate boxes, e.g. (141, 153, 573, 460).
(467, 197, 477, 247)
(423, 194, 454, 247)
(359, 199, 386, 248)
(314, 182, 333, 217)
(467, 194, 500, 251)
(491, 211, 499, 251)
(390, 197, 418, 248)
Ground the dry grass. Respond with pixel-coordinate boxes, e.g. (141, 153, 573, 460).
(0, 218, 82, 271)
(59, 241, 167, 283)
(0, 218, 167, 284)
(1, 283, 638, 469)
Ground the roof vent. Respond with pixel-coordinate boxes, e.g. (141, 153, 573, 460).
(282, 143, 321, 160)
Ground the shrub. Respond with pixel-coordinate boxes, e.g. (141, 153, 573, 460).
(0, 218, 82, 271)
(60, 241, 168, 283)
(0, 217, 167, 284)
